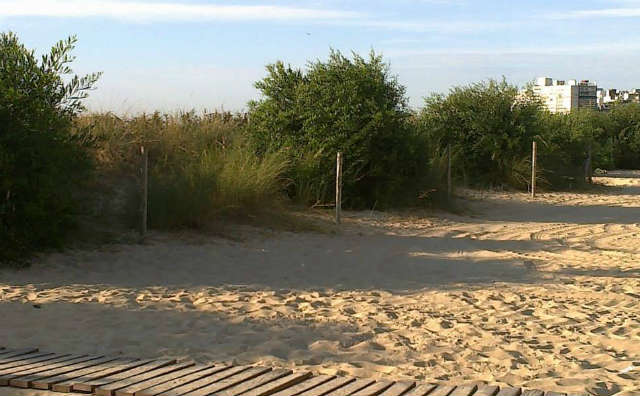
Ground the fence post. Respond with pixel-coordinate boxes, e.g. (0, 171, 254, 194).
(140, 146, 148, 238)
(531, 140, 537, 198)
(587, 144, 593, 184)
(336, 152, 342, 225)
(447, 143, 452, 200)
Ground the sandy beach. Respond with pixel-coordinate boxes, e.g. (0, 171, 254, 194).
(1, 171, 639, 395)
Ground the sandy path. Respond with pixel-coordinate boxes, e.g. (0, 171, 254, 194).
(1, 171, 640, 395)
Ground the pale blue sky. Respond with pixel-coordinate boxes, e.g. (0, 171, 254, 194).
(2, 0, 640, 113)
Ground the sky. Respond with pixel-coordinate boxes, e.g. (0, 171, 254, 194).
(1, 0, 640, 113)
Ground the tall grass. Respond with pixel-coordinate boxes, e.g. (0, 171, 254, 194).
(77, 111, 289, 230)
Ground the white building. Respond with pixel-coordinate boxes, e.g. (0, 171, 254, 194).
(531, 77, 598, 114)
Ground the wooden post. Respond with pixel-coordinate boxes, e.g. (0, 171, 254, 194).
(531, 140, 537, 198)
(140, 146, 148, 238)
(335, 152, 342, 225)
(447, 143, 452, 200)
(587, 144, 593, 184)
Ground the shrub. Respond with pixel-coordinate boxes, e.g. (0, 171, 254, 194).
(248, 49, 433, 208)
(418, 79, 543, 189)
(0, 32, 100, 265)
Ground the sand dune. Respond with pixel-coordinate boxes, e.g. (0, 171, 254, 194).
(1, 171, 640, 395)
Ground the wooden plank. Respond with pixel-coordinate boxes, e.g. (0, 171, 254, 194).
(236, 372, 312, 396)
(521, 391, 544, 396)
(65, 360, 156, 393)
(474, 385, 500, 396)
(449, 384, 477, 396)
(135, 365, 226, 396)
(0, 348, 39, 359)
(186, 366, 272, 396)
(496, 388, 522, 396)
(0, 354, 87, 385)
(351, 381, 394, 396)
(47, 358, 138, 392)
(74, 359, 174, 393)
(95, 361, 193, 396)
(216, 368, 292, 396)
(14, 355, 114, 388)
(270, 375, 335, 396)
(403, 383, 437, 396)
(114, 364, 213, 396)
(30, 356, 124, 389)
(0, 354, 72, 377)
(297, 376, 356, 396)
(9, 355, 106, 388)
(0, 353, 57, 371)
(328, 378, 376, 396)
(379, 381, 415, 396)
(427, 384, 456, 396)
(0, 352, 51, 366)
(155, 365, 251, 396)
(544, 393, 566, 396)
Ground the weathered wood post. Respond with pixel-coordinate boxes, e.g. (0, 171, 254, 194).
(140, 146, 148, 238)
(531, 140, 537, 198)
(336, 152, 342, 225)
(586, 144, 593, 184)
(447, 143, 452, 200)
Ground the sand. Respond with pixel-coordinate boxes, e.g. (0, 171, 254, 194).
(1, 170, 640, 395)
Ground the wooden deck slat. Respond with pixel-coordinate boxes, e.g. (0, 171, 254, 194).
(9, 355, 106, 388)
(95, 361, 193, 396)
(403, 383, 436, 396)
(30, 356, 127, 390)
(521, 391, 544, 396)
(0, 352, 57, 371)
(271, 375, 336, 396)
(0, 354, 72, 377)
(379, 381, 415, 396)
(496, 387, 522, 396)
(474, 385, 500, 396)
(46, 358, 137, 392)
(59, 360, 152, 393)
(451, 384, 478, 396)
(351, 380, 394, 396)
(0, 352, 51, 366)
(156, 366, 251, 396)
(74, 359, 174, 393)
(426, 384, 456, 396)
(114, 364, 213, 396)
(327, 378, 376, 396)
(236, 372, 313, 396)
(16, 355, 117, 389)
(186, 366, 272, 396)
(0, 354, 87, 385)
(0, 348, 39, 359)
(135, 365, 225, 396)
(297, 376, 356, 396)
(215, 368, 292, 396)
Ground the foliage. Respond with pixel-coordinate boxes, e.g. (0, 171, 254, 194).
(0, 32, 100, 265)
(248, 49, 433, 208)
(78, 111, 289, 229)
(418, 79, 543, 189)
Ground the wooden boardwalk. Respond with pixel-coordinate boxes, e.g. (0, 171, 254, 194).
(0, 346, 586, 396)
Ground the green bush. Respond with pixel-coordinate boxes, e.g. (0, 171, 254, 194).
(418, 79, 543, 189)
(248, 50, 434, 208)
(0, 32, 100, 265)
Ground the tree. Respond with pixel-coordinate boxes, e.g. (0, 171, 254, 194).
(419, 79, 543, 188)
(0, 32, 101, 264)
(248, 50, 430, 208)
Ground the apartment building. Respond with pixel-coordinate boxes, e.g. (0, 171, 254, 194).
(531, 77, 598, 114)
